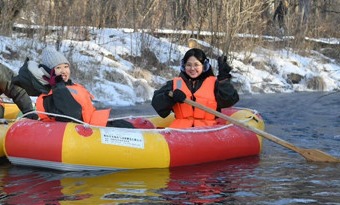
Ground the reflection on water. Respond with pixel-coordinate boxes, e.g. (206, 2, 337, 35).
(0, 157, 260, 204)
(161, 157, 260, 204)
(1, 92, 340, 204)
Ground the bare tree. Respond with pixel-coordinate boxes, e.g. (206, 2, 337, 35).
(1, 0, 339, 58)
(0, 0, 27, 35)
(212, 1, 270, 56)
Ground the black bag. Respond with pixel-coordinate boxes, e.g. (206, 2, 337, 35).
(12, 58, 50, 96)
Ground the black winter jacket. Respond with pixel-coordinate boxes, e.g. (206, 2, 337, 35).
(151, 69, 239, 118)
(42, 80, 83, 122)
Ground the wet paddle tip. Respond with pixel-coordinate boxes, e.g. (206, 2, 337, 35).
(302, 149, 340, 163)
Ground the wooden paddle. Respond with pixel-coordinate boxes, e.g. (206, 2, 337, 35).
(169, 92, 340, 163)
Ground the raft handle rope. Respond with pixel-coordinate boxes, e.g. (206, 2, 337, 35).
(19, 111, 90, 126)
(233, 106, 259, 115)
(232, 106, 261, 123)
(15, 108, 260, 129)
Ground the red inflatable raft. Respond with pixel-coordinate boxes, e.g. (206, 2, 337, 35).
(3, 107, 265, 171)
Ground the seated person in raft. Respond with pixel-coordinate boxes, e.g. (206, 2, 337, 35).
(151, 48, 239, 128)
(14, 46, 134, 128)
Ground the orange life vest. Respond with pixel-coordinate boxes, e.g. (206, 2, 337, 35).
(171, 76, 217, 128)
(36, 84, 110, 126)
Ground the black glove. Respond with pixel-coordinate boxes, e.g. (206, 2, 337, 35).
(172, 89, 186, 103)
(24, 113, 39, 120)
(217, 56, 232, 81)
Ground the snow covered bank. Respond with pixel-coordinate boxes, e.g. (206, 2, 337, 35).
(1, 28, 339, 106)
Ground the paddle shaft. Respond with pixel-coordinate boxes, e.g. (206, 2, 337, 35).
(169, 92, 297, 149)
(173, 93, 340, 163)
(183, 98, 300, 148)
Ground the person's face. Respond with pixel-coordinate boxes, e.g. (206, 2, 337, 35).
(184, 56, 203, 78)
(54, 63, 70, 82)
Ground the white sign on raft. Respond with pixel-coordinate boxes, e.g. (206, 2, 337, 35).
(101, 129, 145, 149)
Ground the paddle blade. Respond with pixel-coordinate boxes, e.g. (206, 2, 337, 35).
(300, 149, 340, 163)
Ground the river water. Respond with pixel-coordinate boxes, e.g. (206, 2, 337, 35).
(0, 92, 339, 204)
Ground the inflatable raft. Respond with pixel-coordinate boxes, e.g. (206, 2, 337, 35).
(1, 102, 21, 120)
(0, 102, 21, 157)
(3, 107, 265, 171)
